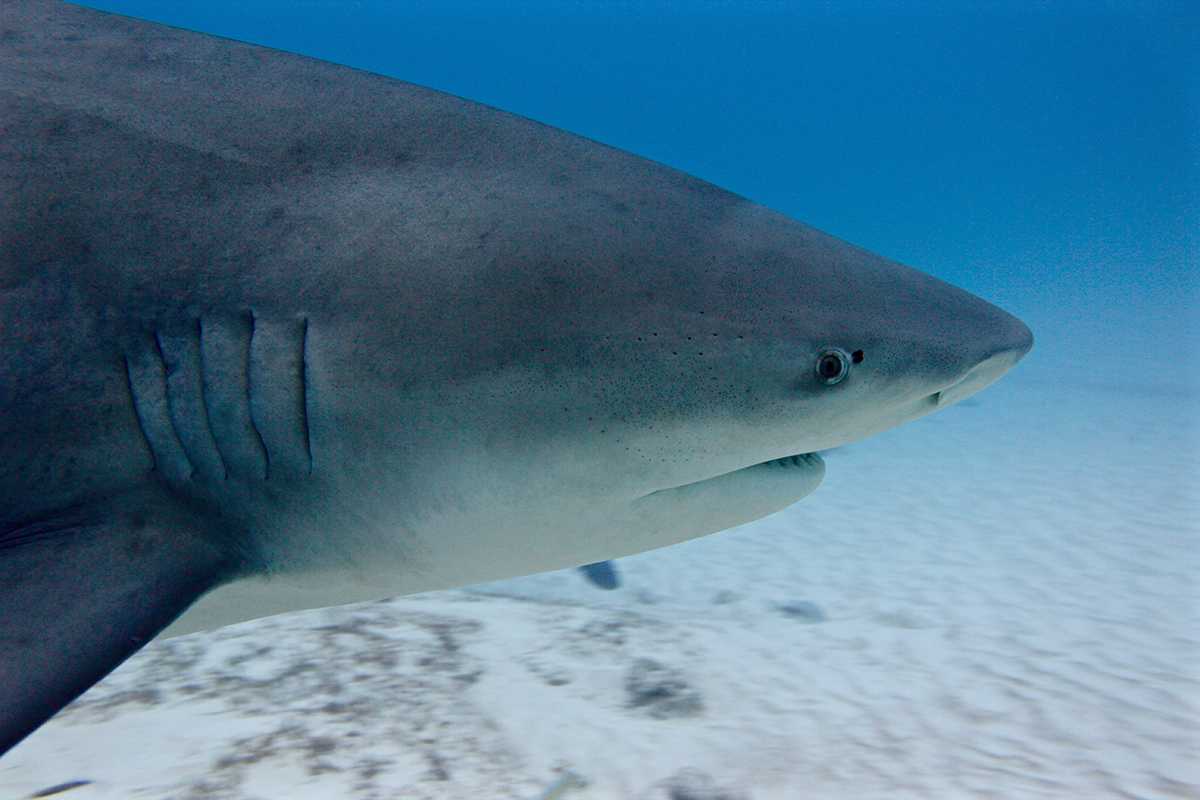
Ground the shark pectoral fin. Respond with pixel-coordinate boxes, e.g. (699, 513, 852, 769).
(578, 560, 621, 590)
(0, 496, 238, 755)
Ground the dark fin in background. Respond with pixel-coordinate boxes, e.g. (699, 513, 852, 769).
(578, 560, 621, 590)
(0, 496, 237, 755)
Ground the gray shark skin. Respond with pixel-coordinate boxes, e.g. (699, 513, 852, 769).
(0, 0, 1032, 754)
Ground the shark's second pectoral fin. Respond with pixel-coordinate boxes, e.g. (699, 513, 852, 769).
(578, 560, 621, 590)
(0, 494, 239, 755)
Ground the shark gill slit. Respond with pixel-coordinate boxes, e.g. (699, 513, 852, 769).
(244, 310, 270, 480)
(156, 323, 228, 482)
(188, 318, 233, 481)
(247, 313, 311, 480)
(199, 312, 268, 482)
(300, 315, 312, 474)
(151, 330, 187, 479)
(123, 353, 158, 474)
(244, 312, 271, 479)
(123, 334, 193, 485)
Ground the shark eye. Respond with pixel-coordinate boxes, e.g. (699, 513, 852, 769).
(815, 349, 850, 385)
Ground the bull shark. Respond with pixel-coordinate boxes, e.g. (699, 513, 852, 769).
(0, 0, 1032, 754)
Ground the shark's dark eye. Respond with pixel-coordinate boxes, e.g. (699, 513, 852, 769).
(815, 349, 850, 385)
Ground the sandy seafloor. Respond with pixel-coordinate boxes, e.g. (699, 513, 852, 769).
(1, 309, 1196, 799)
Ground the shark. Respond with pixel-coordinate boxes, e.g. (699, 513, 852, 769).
(0, 0, 1033, 754)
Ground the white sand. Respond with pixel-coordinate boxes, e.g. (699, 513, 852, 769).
(2, 338, 1196, 799)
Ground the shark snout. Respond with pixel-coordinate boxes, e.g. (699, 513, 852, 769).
(934, 314, 1033, 407)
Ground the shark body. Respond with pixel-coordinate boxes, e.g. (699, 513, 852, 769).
(0, 0, 1032, 754)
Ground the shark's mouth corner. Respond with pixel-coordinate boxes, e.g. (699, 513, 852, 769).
(755, 451, 825, 471)
(644, 450, 825, 502)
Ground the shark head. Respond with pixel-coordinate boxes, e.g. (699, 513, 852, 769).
(282, 163, 1033, 590)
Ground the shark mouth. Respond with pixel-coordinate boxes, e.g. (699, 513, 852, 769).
(678, 450, 826, 493)
(638, 450, 826, 527)
(756, 452, 823, 470)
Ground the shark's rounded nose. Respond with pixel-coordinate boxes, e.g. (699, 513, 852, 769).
(935, 314, 1033, 407)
